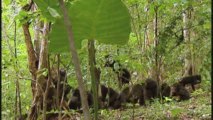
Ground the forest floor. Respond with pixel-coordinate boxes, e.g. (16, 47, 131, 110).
(81, 89, 211, 120)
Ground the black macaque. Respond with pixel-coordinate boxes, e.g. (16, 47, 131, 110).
(63, 84, 73, 100)
(90, 84, 108, 109)
(104, 55, 131, 86)
(179, 75, 201, 91)
(53, 69, 73, 102)
(58, 69, 69, 96)
(160, 83, 171, 99)
(144, 79, 158, 101)
(98, 84, 122, 109)
(118, 86, 131, 103)
(69, 88, 94, 110)
(51, 69, 68, 97)
(55, 70, 74, 101)
(69, 96, 81, 110)
(94, 67, 101, 83)
(117, 69, 131, 85)
(171, 83, 190, 101)
(129, 84, 145, 106)
(37, 68, 71, 111)
(87, 91, 94, 107)
(118, 84, 145, 106)
(69, 89, 81, 109)
(107, 87, 122, 109)
(99, 85, 108, 102)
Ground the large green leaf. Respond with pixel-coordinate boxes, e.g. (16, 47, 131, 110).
(49, 0, 131, 53)
(33, 0, 61, 20)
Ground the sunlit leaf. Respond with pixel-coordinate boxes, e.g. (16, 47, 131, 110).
(47, 7, 61, 18)
(34, 0, 60, 21)
(49, 0, 131, 53)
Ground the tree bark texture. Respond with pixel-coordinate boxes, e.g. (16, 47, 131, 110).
(153, 6, 160, 97)
(183, 10, 193, 77)
(27, 22, 50, 120)
(32, 4, 41, 58)
(22, 23, 37, 97)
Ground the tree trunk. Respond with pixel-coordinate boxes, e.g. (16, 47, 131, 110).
(38, 23, 49, 69)
(183, 9, 193, 77)
(153, 6, 160, 83)
(58, 0, 90, 119)
(39, 23, 50, 120)
(21, 2, 66, 120)
(27, 22, 50, 120)
(22, 23, 37, 98)
(32, 4, 41, 59)
(33, 20, 41, 59)
(21, 3, 40, 119)
(135, 4, 143, 53)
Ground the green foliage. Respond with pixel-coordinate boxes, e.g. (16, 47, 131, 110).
(47, 7, 61, 18)
(171, 108, 182, 118)
(37, 68, 48, 78)
(158, 14, 183, 55)
(191, 88, 205, 97)
(2, 1, 32, 119)
(164, 97, 173, 102)
(33, 0, 61, 21)
(49, 0, 131, 52)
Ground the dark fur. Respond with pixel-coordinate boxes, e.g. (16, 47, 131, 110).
(100, 85, 108, 102)
(46, 69, 70, 111)
(107, 87, 121, 109)
(63, 84, 73, 101)
(171, 83, 190, 101)
(129, 84, 145, 105)
(117, 68, 131, 84)
(118, 86, 131, 103)
(104, 55, 131, 85)
(93, 84, 109, 108)
(179, 75, 201, 90)
(69, 89, 93, 110)
(69, 89, 81, 109)
(160, 83, 171, 99)
(118, 84, 145, 106)
(87, 91, 94, 107)
(144, 79, 158, 101)
(97, 84, 122, 109)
